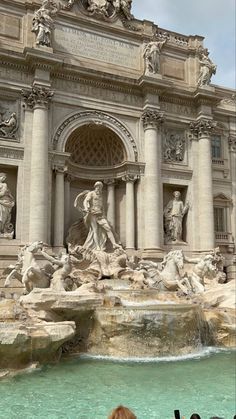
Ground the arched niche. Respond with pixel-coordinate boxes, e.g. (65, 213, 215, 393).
(52, 110, 138, 162)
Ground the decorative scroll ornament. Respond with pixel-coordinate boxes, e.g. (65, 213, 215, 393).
(122, 174, 139, 182)
(21, 86, 54, 109)
(141, 109, 165, 130)
(189, 119, 217, 138)
(163, 131, 185, 163)
(0, 112, 18, 139)
(197, 46, 217, 87)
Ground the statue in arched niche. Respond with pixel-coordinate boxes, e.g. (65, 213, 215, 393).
(0, 173, 15, 238)
(74, 181, 121, 251)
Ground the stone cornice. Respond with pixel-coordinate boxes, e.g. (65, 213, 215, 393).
(21, 86, 54, 109)
(141, 108, 165, 130)
(66, 160, 145, 180)
(189, 118, 217, 138)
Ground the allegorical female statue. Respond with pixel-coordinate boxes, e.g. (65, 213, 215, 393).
(0, 173, 15, 237)
(32, 0, 58, 47)
(197, 47, 216, 87)
(164, 191, 189, 243)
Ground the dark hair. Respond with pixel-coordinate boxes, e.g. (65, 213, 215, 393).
(190, 415, 201, 419)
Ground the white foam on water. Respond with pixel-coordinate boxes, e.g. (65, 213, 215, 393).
(79, 347, 234, 363)
(120, 299, 178, 307)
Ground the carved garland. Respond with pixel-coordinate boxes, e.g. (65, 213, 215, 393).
(52, 111, 138, 161)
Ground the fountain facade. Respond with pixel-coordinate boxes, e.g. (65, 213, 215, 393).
(0, 0, 235, 373)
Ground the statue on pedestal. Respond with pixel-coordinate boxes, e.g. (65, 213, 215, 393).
(197, 47, 216, 87)
(143, 35, 168, 74)
(32, 0, 58, 47)
(0, 173, 15, 238)
(164, 191, 189, 243)
(74, 181, 120, 251)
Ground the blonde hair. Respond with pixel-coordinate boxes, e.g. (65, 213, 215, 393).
(108, 405, 136, 419)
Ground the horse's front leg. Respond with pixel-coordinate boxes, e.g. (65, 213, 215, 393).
(22, 266, 38, 293)
(4, 269, 17, 287)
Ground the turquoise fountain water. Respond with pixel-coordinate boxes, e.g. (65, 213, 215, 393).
(0, 349, 235, 419)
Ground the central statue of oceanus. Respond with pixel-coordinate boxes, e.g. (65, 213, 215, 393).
(74, 181, 121, 251)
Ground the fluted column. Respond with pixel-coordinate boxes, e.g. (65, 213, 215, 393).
(190, 118, 216, 250)
(104, 179, 116, 229)
(142, 109, 164, 250)
(54, 166, 65, 247)
(22, 86, 53, 243)
(122, 175, 138, 250)
(229, 136, 236, 246)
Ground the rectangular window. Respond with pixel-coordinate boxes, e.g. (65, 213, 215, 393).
(214, 207, 225, 231)
(212, 135, 222, 159)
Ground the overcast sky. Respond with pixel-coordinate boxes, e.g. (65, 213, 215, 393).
(132, 0, 235, 89)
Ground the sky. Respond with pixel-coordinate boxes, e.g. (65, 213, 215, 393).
(132, 0, 235, 89)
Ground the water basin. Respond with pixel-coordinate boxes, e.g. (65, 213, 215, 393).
(0, 348, 235, 418)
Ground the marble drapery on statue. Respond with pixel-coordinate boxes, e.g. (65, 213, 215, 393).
(0, 113, 17, 138)
(164, 191, 189, 243)
(0, 173, 15, 238)
(197, 47, 216, 87)
(74, 181, 120, 251)
(143, 35, 168, 74)
(32, 0, 59, 47)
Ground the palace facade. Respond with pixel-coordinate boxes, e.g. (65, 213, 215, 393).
(0, 0, 235, 281)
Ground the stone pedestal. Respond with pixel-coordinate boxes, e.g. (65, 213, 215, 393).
(142, 109, 164, 250)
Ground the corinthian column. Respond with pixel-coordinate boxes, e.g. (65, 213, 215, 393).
(141, 109, 164, 250)
(54, 166, 65, 247)
(22, 86, 53, 243)
(104, 179, 116, 230)
(122, 174, 139, 250)
(190, 118, 216, 250)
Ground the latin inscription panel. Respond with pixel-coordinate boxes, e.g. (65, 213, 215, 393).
(54, 24, 141, 70)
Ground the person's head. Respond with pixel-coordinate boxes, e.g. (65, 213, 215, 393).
(173, 190, 181, 200)
(94, 181, 103, 194)
(190, 415, 201, 419)
(108, 405, 136, 419)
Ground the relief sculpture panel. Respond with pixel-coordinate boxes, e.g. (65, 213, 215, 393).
(162, 130, 186, 164)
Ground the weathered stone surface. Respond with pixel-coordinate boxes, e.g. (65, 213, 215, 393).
(204, 309, 236, 348)
(20, 288, 104, 315)
(0, 319, 75, 368)
(85, 304, 210, 357)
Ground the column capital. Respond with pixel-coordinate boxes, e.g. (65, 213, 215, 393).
(53, 165, 65, 174)
(122, 174, 139, 183)
(228, 135, 236, 153)
(141, 108, 165, 130)
(189, 118, 217, 139)
(103, 178, 116, 186)
(21, 86, 54, 110)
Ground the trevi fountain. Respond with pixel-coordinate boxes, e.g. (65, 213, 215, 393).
(0, 0, 235, 417)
